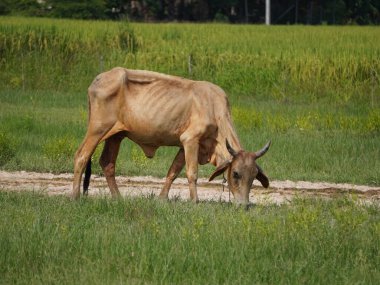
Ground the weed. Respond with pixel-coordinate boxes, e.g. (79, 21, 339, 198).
(117, 22, 139, 53)
(232, 106, 263, 130)
(0, 132, 16, 166)
(43, 136, 76, 162)
(366, 110, 380, 133)
(267, 114, 292, 133)
(296, 113, 315, 131)
(130, 145, 149, 169)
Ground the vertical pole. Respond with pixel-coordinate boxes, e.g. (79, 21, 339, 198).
(188, 54, 192, 77)
(21, 53, 25, 91)
(265, 0, 271, 25)
(371, 69, 375, 108)
(295, 0, 299, 24)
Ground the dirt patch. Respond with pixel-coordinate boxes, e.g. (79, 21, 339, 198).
(0, 171, 379, 204)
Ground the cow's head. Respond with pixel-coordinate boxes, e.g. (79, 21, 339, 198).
(209, 140, 271, 205)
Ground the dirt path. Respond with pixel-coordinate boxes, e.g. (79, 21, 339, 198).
(0, 171, 379, 204)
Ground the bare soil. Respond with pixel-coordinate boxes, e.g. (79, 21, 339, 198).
(0, 171, 379, 204)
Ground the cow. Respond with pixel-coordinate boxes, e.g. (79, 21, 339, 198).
(72, 67, 271, 205)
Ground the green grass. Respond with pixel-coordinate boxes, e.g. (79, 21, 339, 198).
(1, 17, 379, 285)
(0, 88, 378, 185)
(0, 191, 379, 284)
(0, 16, 379, 185)
(1, 17, 379, 100)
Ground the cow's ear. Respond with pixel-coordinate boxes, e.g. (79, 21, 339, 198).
(209, 160, 231, 181)
(256, 164, 269, 188)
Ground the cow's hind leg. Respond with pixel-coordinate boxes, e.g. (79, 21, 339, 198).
(159, 148, 185, 200)
(72, 128, 110, 200)
(182, 138, 200, 203)
(99, 133, 125, 198)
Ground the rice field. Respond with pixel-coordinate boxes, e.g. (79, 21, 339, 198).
(1, 16, 379, 100)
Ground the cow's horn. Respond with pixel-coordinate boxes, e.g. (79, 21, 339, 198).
(255, 141, 271, 159)
(226, 139, 238, 157)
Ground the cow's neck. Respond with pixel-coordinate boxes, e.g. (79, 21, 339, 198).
(212, 120, 242, 167)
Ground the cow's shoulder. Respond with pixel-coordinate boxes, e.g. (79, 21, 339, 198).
(191, 81, 229, 110)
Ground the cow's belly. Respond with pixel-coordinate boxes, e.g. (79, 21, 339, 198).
(121, 93, 192, 146)
(126, 125, 217, 164)
(125, 125, 182, 147)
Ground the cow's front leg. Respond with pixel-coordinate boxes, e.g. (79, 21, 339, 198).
(159, 148, 185, 200)
(182, 139, 199, 203)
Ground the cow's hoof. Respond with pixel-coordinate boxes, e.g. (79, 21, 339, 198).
(157, 194, 169, 201)
(191, 197, 199, 204)
(111, 193, 122, 199)
(70, 193, 80, 201)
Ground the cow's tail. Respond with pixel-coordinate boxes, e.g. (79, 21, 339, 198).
(83, 158, 92, 195)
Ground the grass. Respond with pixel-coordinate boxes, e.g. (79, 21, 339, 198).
(0, 88, 378, 185)
(0, 191, 379, 284)
(1, 17, 379, 100)
(0, 17, 379, 285)
(0, 16, 379, 185)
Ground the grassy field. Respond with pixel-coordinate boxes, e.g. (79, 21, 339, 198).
(0, 17, 379, 284)
(0, 17, 379, 185)
(0, 191, 379, 284)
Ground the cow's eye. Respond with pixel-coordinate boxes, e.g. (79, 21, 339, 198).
(233, 171, 240, 179)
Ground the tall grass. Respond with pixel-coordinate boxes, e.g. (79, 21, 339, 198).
(0, 17, 138, 91)
(0, 192, 379, 284)
(1, 17, 379, 104)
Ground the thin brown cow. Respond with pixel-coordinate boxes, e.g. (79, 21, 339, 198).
(72, 67, 271, 205)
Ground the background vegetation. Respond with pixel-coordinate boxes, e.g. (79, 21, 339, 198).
(1, 0, 380, 24)
(0, 16, 379, 185)
(0, 191, 379, 284)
